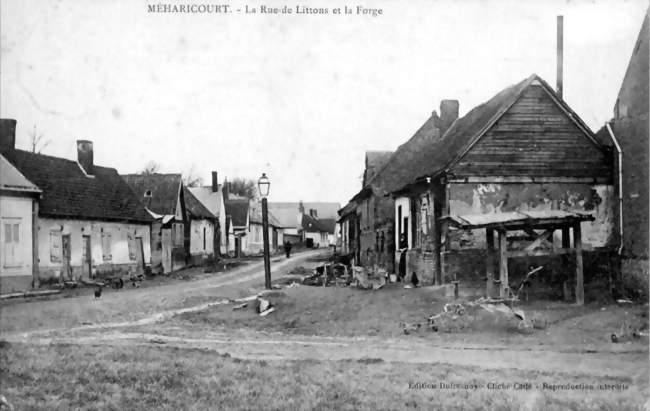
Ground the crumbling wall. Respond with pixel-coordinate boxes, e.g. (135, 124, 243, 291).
(447, 183, 615, 249)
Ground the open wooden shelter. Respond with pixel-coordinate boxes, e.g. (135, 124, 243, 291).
(441, 210, 595, 305)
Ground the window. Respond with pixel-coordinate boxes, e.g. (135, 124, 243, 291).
(3, 220, 21, 267)
(50, 230, 62, 263)
(203, 227, 207, 250)
(102, 230, 112, 261)
(127, 233, 137, 261)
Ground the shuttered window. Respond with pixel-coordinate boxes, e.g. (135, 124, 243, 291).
(127, 233, 136, 261)
(50, 230, 62, 263)
(102, 230, 112, 261)
(2, 220, 21, 267)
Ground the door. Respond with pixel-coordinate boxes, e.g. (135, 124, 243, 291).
(82, 235, 92, 279)
(161, 229, 172, 274)
(62, 234, 72, 280)
(135, 237, 145, 273)
(235, 237, 241, 258)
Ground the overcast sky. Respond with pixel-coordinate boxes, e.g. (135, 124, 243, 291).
(1, 0, 646, 204)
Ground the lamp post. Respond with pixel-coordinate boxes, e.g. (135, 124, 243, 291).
(258, 173, 272, 290)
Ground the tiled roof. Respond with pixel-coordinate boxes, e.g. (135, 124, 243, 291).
(363, 150, 393, 185)
(5, 149, 151, 223)
(122, 173, 182, 216)
(225, 199, 249, 227)
(249, 201, 283, 227)
(183, 186, 215, 220)
(0, 153, 41, 194)
(301, 213, 329, 233)
(189, 186, 224, 217)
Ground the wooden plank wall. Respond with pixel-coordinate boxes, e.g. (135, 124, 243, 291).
(451, 85, 612, 179)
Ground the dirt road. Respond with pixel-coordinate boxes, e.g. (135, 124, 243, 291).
(0, 249, 326, 334)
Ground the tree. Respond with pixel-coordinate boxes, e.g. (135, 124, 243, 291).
(182, 164, 204, 188)
(229, 177, 259, 200)
(29, 125, 51, 153)
(140, 161, 161, 175)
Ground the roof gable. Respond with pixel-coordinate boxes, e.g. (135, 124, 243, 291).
(183, 186, 215, 220)
(189, 186, 224, 217)
(225, 199, 249, 227)
(448, 77, 610, 180)
(391, 74, 610, 192)
(0, 153, 41, 194)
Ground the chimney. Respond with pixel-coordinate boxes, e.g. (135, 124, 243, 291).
(223, 178, 230, 200)
(211, 171, 219, 192)
(0, 118, 17, 153)
(77, 140, 94, 175)
(557, 15, 563, 99)
(440, 100, 459, 131)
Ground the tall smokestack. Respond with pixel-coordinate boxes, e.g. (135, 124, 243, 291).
(557, 15, 564, 99)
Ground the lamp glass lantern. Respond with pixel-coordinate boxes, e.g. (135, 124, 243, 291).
(258, 173, 270, 198)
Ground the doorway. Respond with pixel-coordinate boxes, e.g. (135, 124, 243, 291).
(62, 234, 72, 280)
(161, 229, 172, 274)
(82, 235, 92, 279)
(135, 237, 145, 274)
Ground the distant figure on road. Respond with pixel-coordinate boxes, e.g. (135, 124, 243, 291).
(284, 240, 292, 258)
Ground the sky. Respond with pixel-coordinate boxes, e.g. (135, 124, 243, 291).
(1, 0, 647, 205)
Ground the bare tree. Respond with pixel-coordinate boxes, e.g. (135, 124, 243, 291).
(229, 177, 259, 200)
(183, 165, 204, 187)
(140, 161, 161, 175)
(29, 125, 51, 153)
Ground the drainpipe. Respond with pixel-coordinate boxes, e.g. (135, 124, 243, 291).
(606, 122, 623, 256)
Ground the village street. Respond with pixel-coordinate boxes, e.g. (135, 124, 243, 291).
(1, 247, 648, 409)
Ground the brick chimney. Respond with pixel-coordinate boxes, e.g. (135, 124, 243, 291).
(211, 171, 219, 192)
(440, 100, 459, 131)
(223, 178, 230, 200)
(77, 140, 94, 175)
(0, 119, 17, 153)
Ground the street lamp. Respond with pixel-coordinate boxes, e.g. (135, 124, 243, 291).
(258, 173, 272, 289)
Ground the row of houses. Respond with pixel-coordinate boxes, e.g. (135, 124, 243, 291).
(339, 13, 648, 298)
(0, 121, 341, 292)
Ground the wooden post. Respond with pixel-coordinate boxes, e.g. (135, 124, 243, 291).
(574, 222, 584, 305)
(486, 228, 495, 298)
(32, 201, 40, 289)
(561, 226, 571, 301)
(498, 229, 508, 298)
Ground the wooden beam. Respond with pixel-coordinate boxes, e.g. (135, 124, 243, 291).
(446, 176, 611, 184)
(498, 230, 508, 298)
(574, 222, 584, 305)
(561, 226, 571, 301)
(506, 248, 574, 258)
(486, 228, 495, 298)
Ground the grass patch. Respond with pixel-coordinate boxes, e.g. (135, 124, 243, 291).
(0, 342, 644, 410)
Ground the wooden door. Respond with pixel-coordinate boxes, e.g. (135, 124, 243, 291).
(161, 229, 172, 274)
(62, 234, 72, 280)
(135, 237, 145, 273)
(82, 235, 92, 278)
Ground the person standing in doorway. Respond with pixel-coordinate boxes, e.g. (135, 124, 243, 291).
(398, 233, 408, 282)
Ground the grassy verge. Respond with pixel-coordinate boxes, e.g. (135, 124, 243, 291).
(0, 341, 644, 410)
